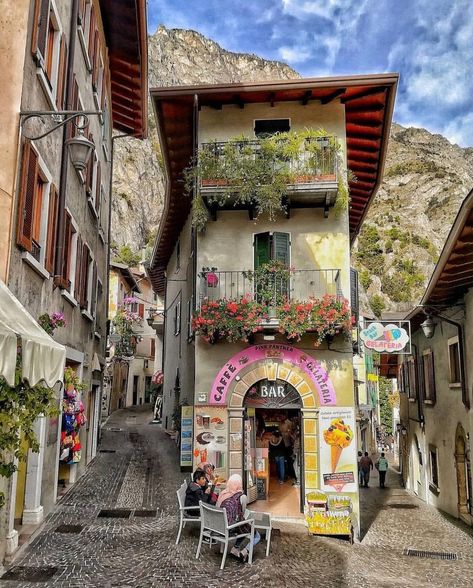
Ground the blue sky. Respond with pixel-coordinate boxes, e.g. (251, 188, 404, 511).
(148, 0, 473, 147)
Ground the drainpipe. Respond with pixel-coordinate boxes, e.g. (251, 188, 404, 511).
(54, 0, 78, 280)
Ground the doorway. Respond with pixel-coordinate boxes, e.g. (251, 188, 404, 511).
(243, 379, 303, 517)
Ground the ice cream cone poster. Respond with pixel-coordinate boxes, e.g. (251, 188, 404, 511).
(319, 407, 356, 493)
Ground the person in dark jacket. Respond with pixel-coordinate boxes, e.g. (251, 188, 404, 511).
(269, 431, 286, 484)
(185, 469, 213, 516)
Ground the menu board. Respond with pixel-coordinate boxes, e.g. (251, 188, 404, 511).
(180, 405, 194, 469)
(193, 407, 228, 482)
(319, 407, 357, 493)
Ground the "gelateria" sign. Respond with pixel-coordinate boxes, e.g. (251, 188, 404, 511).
(360, 322, 410, 353)
(209, 344, 336, 405)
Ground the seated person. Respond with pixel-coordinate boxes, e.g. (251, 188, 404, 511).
(216, 474, 260, 562)
(185, 469, 214, 516)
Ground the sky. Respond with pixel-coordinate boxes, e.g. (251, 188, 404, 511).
(147, 0, 473, 148)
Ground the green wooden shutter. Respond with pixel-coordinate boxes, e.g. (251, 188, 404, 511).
(254, 232, 270, 268)
(272, 232, 290, 266)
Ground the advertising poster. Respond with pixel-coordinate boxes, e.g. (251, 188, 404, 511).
(180, 405, 193, 469)
(319, 407, 356, 493)
(193, 407, 228, 482)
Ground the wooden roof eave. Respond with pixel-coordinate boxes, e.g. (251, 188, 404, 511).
(421, 190, 473, 306)
(149, 75, 399, 292)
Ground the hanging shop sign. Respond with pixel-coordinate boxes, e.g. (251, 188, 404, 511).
(360, 321, 411, 354)
(180, 405, 194, 469)
(209, 344, 336, 406)
(319, 407, 357, 493)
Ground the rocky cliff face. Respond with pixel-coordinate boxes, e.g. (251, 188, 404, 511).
(111, 27, 298, 252)
(111, 27, 473, 310)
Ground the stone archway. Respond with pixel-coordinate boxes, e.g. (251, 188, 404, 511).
(455, 423, 470, 518)
(225, 358, 323, 496)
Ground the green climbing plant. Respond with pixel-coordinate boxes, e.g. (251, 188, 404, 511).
(184, 128, 351, 231)
(0, 351, 58, 509)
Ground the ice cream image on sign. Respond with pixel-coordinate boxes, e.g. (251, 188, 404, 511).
(323, 418, 354, 472)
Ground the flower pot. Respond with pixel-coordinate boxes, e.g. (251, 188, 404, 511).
(268, 307, 277, 319)
(206, 272, 219, 288)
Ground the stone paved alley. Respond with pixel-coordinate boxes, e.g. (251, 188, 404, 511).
(1, 406, 473, 588)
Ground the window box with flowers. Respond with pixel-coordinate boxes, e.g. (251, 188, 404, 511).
(192, 293, 352, 346)
(192, 297, 268, 343)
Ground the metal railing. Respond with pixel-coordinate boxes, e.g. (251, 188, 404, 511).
(31, 239, 41, 262)
(199, 137, 337, 187)
(198, 269, 342, 308)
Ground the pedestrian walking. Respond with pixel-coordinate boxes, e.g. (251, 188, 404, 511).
(376, 452, 389, 488)
(269, 431, 286, 484)
(357, 450, 363, 486)
(359, 451, 374, 487)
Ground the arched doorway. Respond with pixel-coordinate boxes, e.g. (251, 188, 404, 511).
(242, 379, 303, 516)
(455, 423, 472, 520)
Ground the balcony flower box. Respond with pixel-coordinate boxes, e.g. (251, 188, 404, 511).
(192, 293, 352, 346)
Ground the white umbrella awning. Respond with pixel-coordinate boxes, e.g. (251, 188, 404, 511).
(0, 280, 66, 387)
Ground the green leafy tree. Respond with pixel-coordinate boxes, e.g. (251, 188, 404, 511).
(369, 294, 385, 318)
(378, 377, 393, 435)
(113, 244, 141, 267)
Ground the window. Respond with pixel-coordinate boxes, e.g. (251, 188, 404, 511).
(87, 156, 101, 217)
(31, 0, 67, 109)
(176, 239, 181, 272)
(254, 232, 290, 268)
(150, 338, 156, 358)
(187, 297, 194, 340)
(254, 118, 291, 137)
(102, 97, 111, 160)
(16, 141, 57, 274)
(407, 357, 417, 401)
(429, 446, 439, 490)
(56, 211, 78, 297)
(448, 336, 461, 385)
(77, 0, 93, 70)
(422, 349, 436, 404)
(174, 300, 181, 336)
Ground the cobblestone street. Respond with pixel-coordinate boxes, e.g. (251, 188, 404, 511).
(1, 406, 473, 588)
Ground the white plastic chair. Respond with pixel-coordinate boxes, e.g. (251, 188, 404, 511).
(240, 494, 272, 556)
(176, 480, 201, 545)
(196, 502, 255, 569)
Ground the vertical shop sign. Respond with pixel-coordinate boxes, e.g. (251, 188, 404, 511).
(319, 407, 357, 493)
(193, 407, 228, 480)
(180, 405, 193, 469)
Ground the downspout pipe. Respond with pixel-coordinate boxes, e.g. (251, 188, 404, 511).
(431, 313, 469, 409)
(54, 0, 78, 280)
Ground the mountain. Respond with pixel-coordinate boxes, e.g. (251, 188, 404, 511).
(111, 27, 473, 311)
(110, 27, 298, 252)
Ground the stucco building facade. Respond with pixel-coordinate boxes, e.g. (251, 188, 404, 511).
(0, 0, 147, 562)
(398, 189, 473, 526)
(148, 76, 397, 530)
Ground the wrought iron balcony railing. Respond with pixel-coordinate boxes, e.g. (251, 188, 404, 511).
(198, 269, 342, 308)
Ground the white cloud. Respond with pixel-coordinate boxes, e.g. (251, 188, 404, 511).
(443, 111, 473, 147)
(387, 0, 473, 145)
(279, 0, 370, 69)
(279, 46, 311, 63)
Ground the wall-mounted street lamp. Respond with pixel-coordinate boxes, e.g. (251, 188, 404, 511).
(20, 110, 102, 174)
(420, 315, 436, 339)
(396, 423, 408, 436)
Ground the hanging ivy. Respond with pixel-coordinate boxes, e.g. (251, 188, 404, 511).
(184, 128, 352, 231)
(0, 350, 58, 509)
